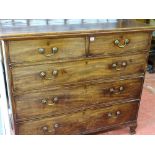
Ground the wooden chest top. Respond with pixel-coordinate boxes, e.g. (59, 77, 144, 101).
(0, 19, 155, 40)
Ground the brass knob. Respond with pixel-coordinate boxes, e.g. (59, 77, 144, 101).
(52, 70, 58, 76)
(40, 71, 46, 78)
(111, 62, 126, 71)
(112, 63, 117, 68)
(52, 96, 59, 104)
(116, 111, 121, 115)
(41, 99, 48, 104)
(110, 88, 114, 93)
(114, 40, 120, 45)
(125, 39, 129, 44)
(38, 48, 45, 54)
(52, 47, 58, 54)
(54, 123, 59, 128)
(42, 126, 48, 132)
(119, 86, 124, 91)
(122, 61, 127, 67)
(42, 126, 53, 133)
(108, 113, 112, 117)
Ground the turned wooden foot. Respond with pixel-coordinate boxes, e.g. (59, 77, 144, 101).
(129, 125, 137, 135)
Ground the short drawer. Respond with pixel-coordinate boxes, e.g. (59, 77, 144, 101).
(89, 32, 150, 56)
(9, 37, 86, 64)
(17, 101, 139, 135)
(12, 53, 147, 92)
(15, 77, 143, 120)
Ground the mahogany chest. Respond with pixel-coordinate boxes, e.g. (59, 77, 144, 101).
(0, 19, 154, 134)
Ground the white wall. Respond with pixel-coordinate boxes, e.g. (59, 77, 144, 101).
(0, 42, 12, 135)
(0, 44, 5, 134)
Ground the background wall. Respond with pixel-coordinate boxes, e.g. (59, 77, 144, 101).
(0, 110, 3, 134)
(0, 46, 4, 134)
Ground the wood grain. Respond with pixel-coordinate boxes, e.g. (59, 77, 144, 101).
(89, 32, 150, 56)
(8, 32, 151, 66)
(2, 19, 154, 135)
(12, 53, 147, 93)
(9, 37, 86, 64)
(0, 20, 155, 40)
(14, 77, 143, 121)
(16, 101, 139, 135)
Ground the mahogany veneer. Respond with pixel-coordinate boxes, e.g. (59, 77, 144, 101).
(1, 19, 155, 134)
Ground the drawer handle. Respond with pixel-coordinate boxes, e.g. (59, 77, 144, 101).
(54, 123, 59, 128)
(38, 47, 58, 57)
(39, 71, 52, 80)
(116, 110, 121, 116)
(42, 124, 59, 134)
(42, 126, 53, 134)
(114, 39, 129, 48)
(53, 96, 59, 103)
(38, 48, 45, 54)
(41, 99, 48, 104)
(52, 47, 58, 54)
(48, 96, 59, 106)
(40, 70, 59, 80)
(121, 61, 127, 67)
(41, 97, 59, 106)
(107, 112, 112, 117)
(42, 126, 54, 134)
(112, 61, 127, 71)
(107, 111, 121, 118)
(109, 86, 124, 94)
(52, 70, 58, 77)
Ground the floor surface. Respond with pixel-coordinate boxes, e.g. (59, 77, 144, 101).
(101, 73, 155, 135)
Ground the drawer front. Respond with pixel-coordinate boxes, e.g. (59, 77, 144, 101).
(89, 32, 150, 56)
(15, 78, 143, 120)
(12, 53, 147, 92)
(17, 101, 139, 135)
(9, 37, 86, 64)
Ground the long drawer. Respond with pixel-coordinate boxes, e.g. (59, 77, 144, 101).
(9, 37, 86, 64)
(16, 101, 139, 135)
(12, 53, 147, 92)
(89, 32, 150, 57)
(14, 77, 143, 120)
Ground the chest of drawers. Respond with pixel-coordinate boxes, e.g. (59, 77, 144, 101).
(1, 19, 155, 135)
